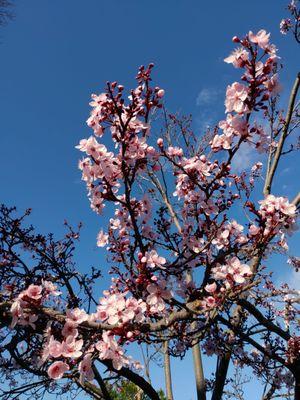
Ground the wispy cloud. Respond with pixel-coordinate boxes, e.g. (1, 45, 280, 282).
(195, 87, 223, 131)
(196, 88, 222, 107)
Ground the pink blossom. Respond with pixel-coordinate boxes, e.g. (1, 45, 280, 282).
(202, 199, 219, 216)
(146, 281, 172, 313)
(10, 299, 23, 328)
(141, 250, 166, 269)
(42, 281, 61, 297)
(76, 136, 102, 159)
(157, 89, 165, 98)
(182, 156, 211, 177)
(125, 297, 147, 323)
(157, 138, 164, 147)
(62, 321, 79, 338)
(248, 29, 270, 49)
(212, 221, 247, 250)
(127, 117, 149, 135)
(224, 47, 249, 68)
(211, 134, 232, 151)
(79, 354, 95, 382)
(97, 230, 109, 247)
(249, 224, 260, 236)
(18, 314, 38, 330)
(219, 114, 248, 137)
(66, 308, 88, 324)
(205, 282, 217, 293)
(258, 195, 296, 238)
(48, 361, 69, 380)
(225, 82, 249, 114)
(212, 257, 252, 285)
(277, 198, 296, 217)
(202, 338, 218, 356)
(96, 292, 145, 326)
(23, 284, 42, 300)
(263, 73, 282, 95)
(259, 195, 296, 217)
(188, 236, 205, 254)
(203, 296, 216, 309)
(280, 18, 292, 35)
(96, 332, 129, 370)
(62, 336, 83, 359)
(48, 336, 63, 358)
(166, 146, 183, 157)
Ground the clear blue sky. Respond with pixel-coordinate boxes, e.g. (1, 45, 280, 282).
(0, 1, 299, 399)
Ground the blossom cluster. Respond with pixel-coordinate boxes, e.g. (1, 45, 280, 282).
(10, 281, 61, 330)
(258, 195, 297, 236)
(211, 30, 280, 152)
(280, 1, 299, 37)
(94, 292, 147, 325)
(9, 277, 173, 381)
(211, 220, 248, 250)
(212, 257, 252, 287)
(77, 64, 163, 216)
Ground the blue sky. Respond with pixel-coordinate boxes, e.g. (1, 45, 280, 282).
(0, 1, 299, 399)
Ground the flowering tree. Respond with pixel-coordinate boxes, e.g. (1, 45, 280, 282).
(0, 4, 299, 400)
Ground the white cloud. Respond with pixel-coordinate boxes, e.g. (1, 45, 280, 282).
(196, 88, 222, 106)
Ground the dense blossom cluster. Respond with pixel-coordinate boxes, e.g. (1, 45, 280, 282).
(211, 30, 279, 152)
(211, 257, 252, 286)
(10, 282, 61, 330)
(258, 195, 297, 238)
(76, 64, 163, 216)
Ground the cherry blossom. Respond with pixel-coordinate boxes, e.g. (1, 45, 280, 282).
(97, 230, 109, 247)
(146, 281, 172, 313)
(263, 73, 282, 95)
(225, 82, 249, 114)
(47, 361, 70, 380)
(22, 284, 42, 300)
(66, 308, 88, 324)
(205, 282, 217, 294)
(62, 321, 79, 338)
(248, 29, 270, 49)
(141, 250, 166, 269)
(212, 257, 252, 285)
(47, 336, 63, 359)
(79, 354, 95, 382)
(62, 336, 83, 359)
(224, 47, 249, 68)
(96, 332, 130, 370)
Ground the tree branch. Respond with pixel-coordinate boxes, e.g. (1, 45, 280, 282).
(264, 72, 300, 196)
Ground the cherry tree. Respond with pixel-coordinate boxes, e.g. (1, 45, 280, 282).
(0, 3, 299, 400)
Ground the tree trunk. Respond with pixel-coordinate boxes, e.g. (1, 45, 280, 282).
(192, 342, 206, 400)
(163, 341, 174, 400)
(294, 370, 300, 400)
(211, 352, 230, 400)
(186, 271, 206, 400)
